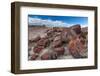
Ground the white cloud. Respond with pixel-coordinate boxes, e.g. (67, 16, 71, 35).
(28, 17, 88, 27)
(28, 17, 69, 27)
(81, 25, 88, 27)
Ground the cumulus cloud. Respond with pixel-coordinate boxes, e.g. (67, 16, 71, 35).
(28, 17, 69, 27)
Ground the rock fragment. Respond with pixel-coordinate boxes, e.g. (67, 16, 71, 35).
(33, 46, 44, 53)
(68, 37, 87, 58)
(53, 47, 65, 56)
(41, 53, 51, 60)
(31, 54, 38, 60)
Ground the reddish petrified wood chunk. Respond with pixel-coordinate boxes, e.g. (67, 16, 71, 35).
(52, 40, 62, 48)
(31, 54, 38, 60)
(71, 24, 81, 34)
(46, 29, 54, 37)
(68, 37, 86, 58)
(36, 38, 49, 47)
(33, 46, 44, 53)
(41, 53, 51, 60)
(53, 47, 65, 56)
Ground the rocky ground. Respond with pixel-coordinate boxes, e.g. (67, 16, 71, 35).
(28, 24, 88, 60)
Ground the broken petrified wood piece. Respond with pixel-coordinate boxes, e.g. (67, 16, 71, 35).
(52, 40, 62, 48)
(31, 54, 38, 60)
(71, 24, 81, 34)
(36, 38, 50, 47)
(46, 28, 54, 37)
(54, 32, 61, 37)
(53, 36, 61, 42)
(41, 53, 51, 60)
(53, 47, 65, 56)
(52, 35, 62, 48)
(33, 46, 44, 53)
(61, 31, 68, 42)
(68, 37, 86, 58)
(41, 51, 58, 60)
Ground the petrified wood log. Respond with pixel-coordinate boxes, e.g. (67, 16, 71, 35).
(71, 24, 81, 34)
(61, 31, 68, 42)
(33, 46, 44, 53)
(46, 29, 54, 37)
(53, 36, 61, 42)
(53, 47, 65, 56)
(31, 54, 38, 60)
(41, 53, 51, 60)
(68, 37, 86, 58)
(52, 40, 62, 48)
(54, 32, 61, 37)
(36, 38, 50, 47)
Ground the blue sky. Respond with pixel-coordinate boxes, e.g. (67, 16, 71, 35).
(28, 14, 88, 27)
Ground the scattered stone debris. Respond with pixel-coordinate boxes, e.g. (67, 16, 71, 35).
(28, 24, 88, 60)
